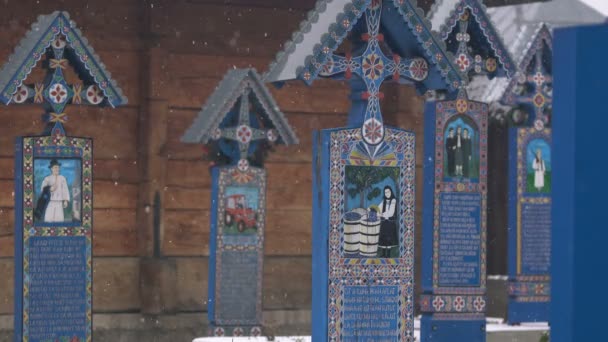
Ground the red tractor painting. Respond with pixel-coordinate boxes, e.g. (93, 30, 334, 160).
(225, 194, 258, 232)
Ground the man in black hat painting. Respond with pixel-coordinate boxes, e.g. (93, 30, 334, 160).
(38, 159, 70, 222)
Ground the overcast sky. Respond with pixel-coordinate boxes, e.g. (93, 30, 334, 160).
(581, 0, 608, 15)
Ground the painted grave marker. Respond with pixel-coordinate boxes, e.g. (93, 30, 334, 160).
(422, 1, 515, 340)
(421, 96, 488, 341)
(0, 11, 127, 342)
(181, 68, 298, 337)
(502, 24, 553, 324)
(266, 0, 465, 340)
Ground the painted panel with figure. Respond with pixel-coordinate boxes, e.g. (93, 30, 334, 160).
(15, 135, 93, 342)
(526, 138, 551, 194)
(34, 158, 82, 224)
(344, 166, 400, 258)
(507, 127, 552, 323)
(444, 116, 480, 182)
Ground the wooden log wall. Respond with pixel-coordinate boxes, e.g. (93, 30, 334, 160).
(0, 0, 511, 328)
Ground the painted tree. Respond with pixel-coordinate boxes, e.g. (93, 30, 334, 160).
(346, 166, 399, 209)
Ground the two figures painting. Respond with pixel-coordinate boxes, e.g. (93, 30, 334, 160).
(446, 125, 473, 178)
(445, 117, 479, 180)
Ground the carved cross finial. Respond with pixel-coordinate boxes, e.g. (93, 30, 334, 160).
(9, 35, 111, 134)
(318, 1, 429, 145)
(210, 90, 279, 171)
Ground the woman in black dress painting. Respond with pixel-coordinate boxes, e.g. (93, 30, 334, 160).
(377, 185, 398, 258)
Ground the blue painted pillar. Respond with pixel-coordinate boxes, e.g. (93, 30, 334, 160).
(345, 78, 369, 127)
(552, 23, 608, 342)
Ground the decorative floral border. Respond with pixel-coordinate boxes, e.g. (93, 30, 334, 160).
(512, 296, 550, 303)
(508, 281, 551, 297)
(432, 99, 488, 293)
(213, 166, 266, 329)
(328, 128, 416, 342)
(21, 134, 92, 342)
(419, 294, 486, 314)
(431, 312, 485, 321)
(211, 325, 263, 338)
(513, 127, 552, 302)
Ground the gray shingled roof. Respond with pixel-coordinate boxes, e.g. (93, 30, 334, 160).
(181, 68, 298, 145)
(264, 0, 355, 83)
(0, 11, 127, 107)
(466, 0, 606, 103)
(429, 0, 461, 31)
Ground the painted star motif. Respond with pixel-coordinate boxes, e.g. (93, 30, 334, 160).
(86, 85, 104, 105)
(236, 125, 253, 144)
(49, 83, 68, 104)
(12, 85, 29, 103)
(455, 54, 470, 72)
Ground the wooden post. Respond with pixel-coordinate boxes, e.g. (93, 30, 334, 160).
(136, 0, 177, 314)
(552, 23, 608, 342)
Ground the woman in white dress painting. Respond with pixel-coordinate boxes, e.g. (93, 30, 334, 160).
(376, 186, 398, 258)
(41, 159, 70, 222)
(532, 148, 546, 192)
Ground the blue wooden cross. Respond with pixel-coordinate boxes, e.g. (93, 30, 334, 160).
(209, 89, 279, 172)
(319, 0, 429, 145)
(7, 34, 115, 135)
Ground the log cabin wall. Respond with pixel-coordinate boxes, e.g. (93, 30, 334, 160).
(0, 0, 513, 339)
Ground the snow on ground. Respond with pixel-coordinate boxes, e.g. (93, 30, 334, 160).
(192, 318, 549, 341)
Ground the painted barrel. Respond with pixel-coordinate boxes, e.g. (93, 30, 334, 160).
(360, 214, 381, 257)
(343, 211, 362, 254)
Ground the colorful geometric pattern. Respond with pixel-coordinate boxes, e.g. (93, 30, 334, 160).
(319, 1, 430, 145)
(20, 133, 93, 342)
(419, 294, 487, 313)
(508, 281, 551, 297)
(211, 326, 262, 338)
(435, 0, 516, 79)
(0, 11, 127, 108)
(432, 99, 488, 293)
(328, 127, 416, 342)
(211, 166, 265, 331)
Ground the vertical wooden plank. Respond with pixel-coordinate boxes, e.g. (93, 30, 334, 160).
(134, 0, 175, 315)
